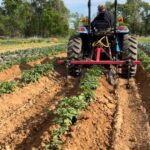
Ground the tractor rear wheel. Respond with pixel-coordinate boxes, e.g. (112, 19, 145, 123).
(122, 34, 138, 77)
(67, 35, 83, 76)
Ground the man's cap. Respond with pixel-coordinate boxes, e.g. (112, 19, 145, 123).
(98, 5, 106, 12)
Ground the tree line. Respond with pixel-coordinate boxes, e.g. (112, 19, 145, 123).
(106, 0, 150, 36)
(0, 0, 69, 37)
(0, 0, 149, 37)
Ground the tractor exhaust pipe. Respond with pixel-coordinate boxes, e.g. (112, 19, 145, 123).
(88, 0, 92, 51)
(114, 0, 118, 53)
(88, 0, 91, 34)
(114, 0, 117, 35)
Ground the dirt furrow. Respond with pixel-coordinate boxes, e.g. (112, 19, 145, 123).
(0, 73, 64, 148)
(136, 66, 150, 122)
(0, 64, 80, 149)
(0, 53, 66, 82)
(111, 67, 150, 150)
(61, 78, 117, 150)
(53, 67, 150, 150)
(0, 60, 150, 150)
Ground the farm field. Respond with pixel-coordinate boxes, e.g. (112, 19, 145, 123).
(0, 0, 150, 149)
(138, 37, 150, 56)
(138, 36, 150, 44)
(0, 38, 150, 149)
(0, 38, 67, 53)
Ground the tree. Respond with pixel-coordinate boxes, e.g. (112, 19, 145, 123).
(106, 0, 150, 35)
(69, 12, 83, 30)
(0, 0, 31, 36)
(140, 1, 150, 36)
(42, 0, 69, 36)
(0, 0, 69, 37)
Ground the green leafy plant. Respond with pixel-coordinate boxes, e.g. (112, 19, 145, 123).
(0, 81, 18, 94)
(49, 127, 67, 150)
(48, 65, 103, 149)
(138, 49, 150, 72)
(21, 63, 54, 84)
(0, 57, 59, 95)
(80, 66, 103, 101)
(0, 44, 66, 71)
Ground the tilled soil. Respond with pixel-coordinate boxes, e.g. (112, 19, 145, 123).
(0, 63, 150, 150)
(60, 67, 150, 150)
(0, 64, 80, 149)
(111, 77, 150, 150)
(62, 78, 117, 150)
(136, 66, 150, 122)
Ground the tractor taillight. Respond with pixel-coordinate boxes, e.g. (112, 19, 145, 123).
(81, 27, 86, 31)
(77, 27, 86, 32)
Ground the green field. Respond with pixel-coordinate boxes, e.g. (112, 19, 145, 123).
(138, 36, 150, 44)
(0, 37, 68, 53)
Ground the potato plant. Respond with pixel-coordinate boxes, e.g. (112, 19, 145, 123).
(21, 63, 54, 84)
(48, 66, 103, 150)
(0, 58, 58, 94)
(0, 81, 18, 94)
(0, 44, 66, 71)
(138, 49, 150, 72)
(138, 43, 150, 55)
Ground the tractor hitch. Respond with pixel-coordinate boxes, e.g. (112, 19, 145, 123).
(57, 48, 141, 66)
(57, 60, 141, 65)
(57, 47, 141, 89)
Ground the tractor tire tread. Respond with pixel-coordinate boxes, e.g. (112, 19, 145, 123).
(122, 34, 138, 77)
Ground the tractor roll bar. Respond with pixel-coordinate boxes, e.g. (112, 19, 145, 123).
(114, 0, 117, 35)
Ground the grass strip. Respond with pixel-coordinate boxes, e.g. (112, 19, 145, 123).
(138, 37, 150, 44)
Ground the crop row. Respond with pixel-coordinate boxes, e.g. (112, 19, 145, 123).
(138, 50, 150, 72)
(47, 66, 103, 149)
(0, 37, 67, 45)
(0, 44, 66, 62)
(0, 58, 58, 95)
(138, 43, 150, 54)
(0, 44, 66, 71)
(0, 38, 50, 45)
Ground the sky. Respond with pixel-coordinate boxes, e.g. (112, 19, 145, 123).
(63, 0, 150, 16)
(0, 0, 149, 16)
(63, 0, 125, 16)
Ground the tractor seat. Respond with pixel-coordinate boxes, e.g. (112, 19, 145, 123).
(93, 28, 112, 36)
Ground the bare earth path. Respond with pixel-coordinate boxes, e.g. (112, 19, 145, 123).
(112, 76, 150, 150)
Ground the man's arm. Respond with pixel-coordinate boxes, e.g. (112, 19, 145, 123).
(91, 15, 99, 28)
(107, 11, 114, 27)
(104, 11, 114, 27)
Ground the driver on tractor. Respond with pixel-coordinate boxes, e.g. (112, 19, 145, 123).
(91, 5, 114, 33)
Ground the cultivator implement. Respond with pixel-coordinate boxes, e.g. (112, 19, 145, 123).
(58, 47, 140, 65)
(57, 46, 141, 88)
